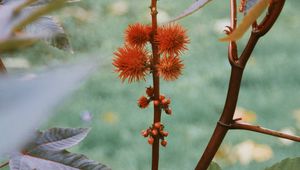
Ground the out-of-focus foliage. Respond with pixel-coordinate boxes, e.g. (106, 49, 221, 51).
(0, 0, 72, 52)
(220, 0, 269, 41)
(265, 157, 300, 170)
(0, 59, 97, 157)
(167, 0, 212, 23)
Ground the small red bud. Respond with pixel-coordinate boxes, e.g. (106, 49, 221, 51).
(146, 86, 154, 97)
(159, 95, 165, 101)
(161, 131, 169, 137)
(165, 108, 172, 115)
(141, 130, 149, 137)
(161, 99, 168, 105)
(151, 129, 158, 136)
(154, 122, 161, 129)
(166, 98, 171, 104)
(153, 100, 160, 106)
(161, 140, 167, 147)
(148, 137, 154, 145)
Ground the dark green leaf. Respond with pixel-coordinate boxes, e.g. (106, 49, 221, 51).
(34, 127, 90, 151)
(265, 157, 300, 170)
(208, 161, 222, 170)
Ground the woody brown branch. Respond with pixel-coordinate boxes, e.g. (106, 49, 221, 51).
(195, 0, 286, 169)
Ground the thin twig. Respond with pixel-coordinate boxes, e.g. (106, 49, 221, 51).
(230, 122, 300, 142)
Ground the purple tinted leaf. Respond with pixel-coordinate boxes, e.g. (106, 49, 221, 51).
(28, 150, 111, 170)
(34, 128, 90, 151)
(167, 0, 212, 23)
(9, 153, 78, 170)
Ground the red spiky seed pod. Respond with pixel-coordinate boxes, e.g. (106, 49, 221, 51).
(154, 122, 161, 129)
(113, 46, 149, 83)
(148, 137, 154, 145)
(156, 24, 189, 56)
(151, 129, 158, 136)
(161, 140, 167, 147)
(146, 86, 154, 97)
(157, 55, 184, 81)
(153, 100, 160, 106)
(138, 96, 149, 109)
(125, 23, 151, 47)
(165, 108, 172, 115)
(141, 130, 149, 137)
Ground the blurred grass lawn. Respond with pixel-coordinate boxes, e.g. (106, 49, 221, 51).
(5, 0, 300, 169)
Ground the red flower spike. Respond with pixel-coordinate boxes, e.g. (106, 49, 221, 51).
(138, 96, 150, 109)
(148, 137, 154, 145)
(113, 46, 149, 83)
(141, 130, 149, 137)
(161, 140, 167, 147)
(146, 86, 154, 97)
(153, 100, 160, 106)
(156, 24, 189, 56)
(125, 23, 151, 47)
(157, 55, 184, 81)
(165, 108, 172, 115)
(152, 129, 158, 136)
(154, 122, 161, 129)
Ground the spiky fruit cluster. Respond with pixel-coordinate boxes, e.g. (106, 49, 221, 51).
(113, 23, 189, 83)
(141, 122, 169, 147)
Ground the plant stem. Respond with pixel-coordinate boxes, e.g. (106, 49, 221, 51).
(195, 1, 286, 169)
(195, 66, 244, 170)
(230, 122, 300, 142)
(150, 0, 161, 170)
(0, 57, 6, 73)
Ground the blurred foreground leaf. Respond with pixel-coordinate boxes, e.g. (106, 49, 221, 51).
(167, 0, 212, 23)
(265, 157, 300, 170)
(0, 0, 69, 52)
(0, 59, 98, 156)
(220, 0, 269, 41)
(24, 16, 73, 52)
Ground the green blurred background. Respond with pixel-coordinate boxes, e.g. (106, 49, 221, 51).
(3, 0, 300, 169)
